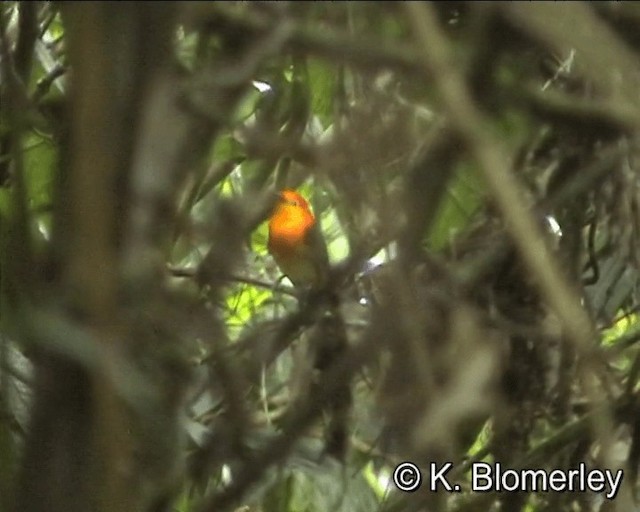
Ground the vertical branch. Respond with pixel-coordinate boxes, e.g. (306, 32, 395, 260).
(13, 2, 39, 82)
(14, 3, 128, 509)
(62, 16, 124, 507)
(62, 4, 118, 320)
(15, 3, 176, 512)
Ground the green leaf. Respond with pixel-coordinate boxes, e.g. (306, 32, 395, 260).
(307, 59, 336, 128)
(226, 283, 271, 340)
(261, 461, 380, 512)
(22, 132, 56, 214)
(235, 88, 265, 124)
(428, 161, 484, 250)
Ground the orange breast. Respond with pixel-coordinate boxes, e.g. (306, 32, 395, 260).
(268, 193, 320, 285)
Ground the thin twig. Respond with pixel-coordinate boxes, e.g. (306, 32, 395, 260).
(167, 264, 297, 296)
(32, 63, 66, 102)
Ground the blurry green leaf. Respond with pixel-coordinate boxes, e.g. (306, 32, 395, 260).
(428, 162, 484, 250)
(173, 486, 196, 512)
(235, 88, 264, 123)
(307, 59, 336, 127)
(602, 313, 640, 346)
(466, 419, 492, 459)
(46, 10, 65, 41)
(22, 133, 56, 213)
(176, 28, 200, 71)
(601, 313, 640, 373)
(262, 462, 379, 512)
(211, 133, 244, 164)
(362, 462, 391, 501)
(226, 284, 271, 340)
(322, 208, 349, 265)
(522, 497, 537, 512)
(251, 220, 269, 256)
(263, 473, 295, 512)
(381, 16, 407, 39)
(491, 109, 532, 148)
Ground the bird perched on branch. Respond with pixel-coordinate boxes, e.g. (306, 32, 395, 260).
(267, 188, 349, 459)
(268, 189, 329, 288)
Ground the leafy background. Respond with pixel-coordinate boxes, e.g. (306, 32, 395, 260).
(1, 2, 640, 512)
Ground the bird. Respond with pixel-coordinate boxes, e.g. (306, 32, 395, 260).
(267, 189, 329, 288)
(267, 188, 350, 459)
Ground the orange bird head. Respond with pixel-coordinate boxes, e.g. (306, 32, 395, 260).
(268, 189, 328, 287)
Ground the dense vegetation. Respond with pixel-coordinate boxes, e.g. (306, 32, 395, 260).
(2, 3, 640, 512)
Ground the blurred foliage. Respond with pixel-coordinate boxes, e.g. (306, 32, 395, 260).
(1, 2, 640, 512)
